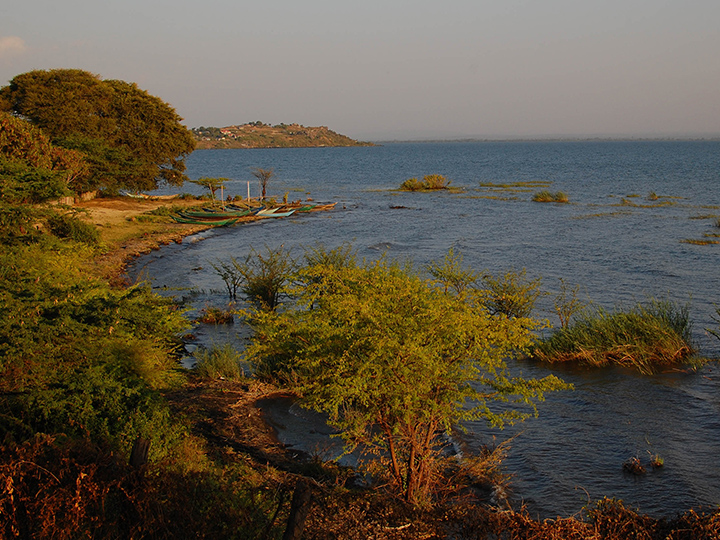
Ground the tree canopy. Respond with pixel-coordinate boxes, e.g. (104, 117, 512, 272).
(189, 176, 228, 204)
(0, 69, 196, 193)
(0, 112, 90, 241)
(246, 248, 569, 505)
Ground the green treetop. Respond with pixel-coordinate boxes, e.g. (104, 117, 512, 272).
(0, 69, 196, 193)
(190, 177, 229, 204)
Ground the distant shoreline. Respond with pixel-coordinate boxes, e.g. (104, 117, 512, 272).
(371, 136, 720, 144)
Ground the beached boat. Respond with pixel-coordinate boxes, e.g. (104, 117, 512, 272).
(255, 208, 296, 218)
(310, 202, 337, 211)
(183, 208, 253, 218)
(284, 204, 316, 212)
(172, 213, 239, 226)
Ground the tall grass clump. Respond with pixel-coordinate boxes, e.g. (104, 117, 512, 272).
(532, 299, 696, 373)
(532, 191, 569, 203)
(194, 343, 246, 380)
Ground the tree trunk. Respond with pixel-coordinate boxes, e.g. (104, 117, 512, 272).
(384, 426, 403, 488)
(129, 437, 150, 468)
(282, 479, 313, 540)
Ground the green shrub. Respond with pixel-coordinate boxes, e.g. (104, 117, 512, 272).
(0, 242, 189, 457)
(532, 299, 696, 373)
(0, 202, 45, 242)
(421, 174, 450, 189)
(400, 174, 451, 191)
(219, 245, 296, 310)
(302, 242, 357, 270)
(482, 268, 543, 318)
(47, 212, 100, 244)
(400, 177, 422, 191)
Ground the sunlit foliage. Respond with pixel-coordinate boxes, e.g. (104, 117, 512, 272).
(1, 69, 196, 192)
(247, 249, 568, 505)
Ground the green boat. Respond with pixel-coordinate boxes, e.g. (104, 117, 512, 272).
(183, 208, 253, 218)
(172, 213, 239, 226)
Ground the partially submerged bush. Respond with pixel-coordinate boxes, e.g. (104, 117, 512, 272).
(532, 299, 696, 373)
(400, 174, 451, 191)
(213, 245, 296, 309)
(196, 305, 235, 324)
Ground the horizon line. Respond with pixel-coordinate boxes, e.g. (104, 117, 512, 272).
(368, 135, 720, 144)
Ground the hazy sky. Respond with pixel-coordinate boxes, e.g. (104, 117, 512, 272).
(2, 1, 719, 140)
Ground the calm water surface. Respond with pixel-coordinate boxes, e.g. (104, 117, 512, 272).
(135, 141, 720, 518)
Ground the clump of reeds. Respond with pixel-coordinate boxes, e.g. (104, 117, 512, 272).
(400, 174, 451, 191)
(193, 343, 245, 379)
(531, 299, 696, 374)
(531, 191, 569, 203)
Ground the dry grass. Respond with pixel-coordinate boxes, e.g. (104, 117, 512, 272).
(532, 190, 569, 203)
(681, 239, 720, 245)
(75, 196, 204, 247)
(4, 381, 720, 539)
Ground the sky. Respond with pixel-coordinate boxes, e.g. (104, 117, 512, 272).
(1, 0, 719, 141)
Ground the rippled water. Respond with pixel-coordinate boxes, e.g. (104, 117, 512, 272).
(134, 141, 720, 517)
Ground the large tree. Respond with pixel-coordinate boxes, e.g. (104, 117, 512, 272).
(0, 112, 90, 240)
(0, 69, 195, 193)
(246, 249, 568, 505)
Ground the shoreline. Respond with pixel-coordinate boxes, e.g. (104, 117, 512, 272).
(80, 196, 314, 468)
(77, 196, 214, 282)
(78, 196, 326, 283)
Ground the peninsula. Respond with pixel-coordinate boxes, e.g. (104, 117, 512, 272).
(192, 121, 374, 149)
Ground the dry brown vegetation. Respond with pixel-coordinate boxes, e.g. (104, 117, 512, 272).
(4, 390, 720, 540)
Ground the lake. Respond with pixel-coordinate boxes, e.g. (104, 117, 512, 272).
(134, 140, 720, 518)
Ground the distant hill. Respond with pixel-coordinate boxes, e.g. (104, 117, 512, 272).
(192, 122, 374, 149)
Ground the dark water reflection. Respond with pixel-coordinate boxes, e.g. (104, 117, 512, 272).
(133, 141, 720, 517)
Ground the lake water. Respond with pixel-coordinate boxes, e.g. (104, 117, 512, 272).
(133, 141, 720, 518)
